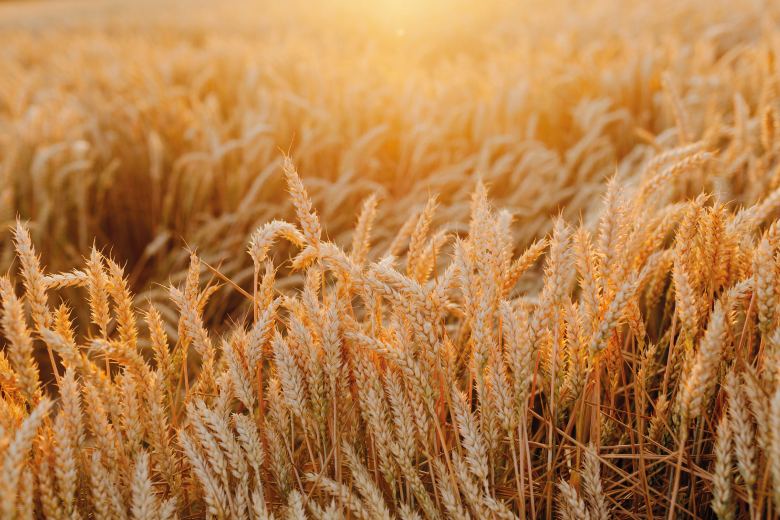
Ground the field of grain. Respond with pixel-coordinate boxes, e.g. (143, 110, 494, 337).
(2, 0, 780, 518)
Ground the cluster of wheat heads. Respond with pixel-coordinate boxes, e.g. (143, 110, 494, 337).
(3, 147, 780, 520)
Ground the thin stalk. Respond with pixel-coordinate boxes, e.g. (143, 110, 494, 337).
(510, 431, 526, 519)
(668, 427, 687, 520)
(523, 402, 536, 520)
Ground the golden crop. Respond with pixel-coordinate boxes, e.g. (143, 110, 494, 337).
(1, 0, 779, 518)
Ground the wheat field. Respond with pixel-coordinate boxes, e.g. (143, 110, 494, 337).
(2, 0, 780, 518)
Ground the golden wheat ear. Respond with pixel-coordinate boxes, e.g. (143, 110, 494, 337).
(13, 220, 52, 332)
(711, 415, 734, 520)
(351, 193, 379, 265)
(284, 156, 322, 249)
(0, 276, 40, 405)
(0, 397, 52, 518)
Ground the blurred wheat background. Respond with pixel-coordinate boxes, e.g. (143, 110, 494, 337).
(2, 0, 771, 340)
(2, 0, 780, 518)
